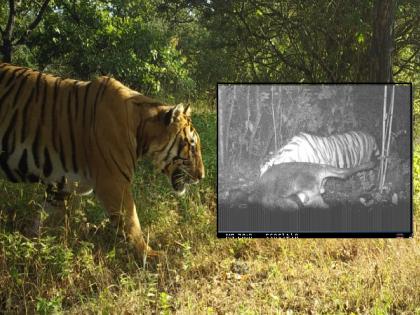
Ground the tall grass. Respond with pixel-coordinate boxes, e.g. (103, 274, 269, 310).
(1, 104, 419, 314)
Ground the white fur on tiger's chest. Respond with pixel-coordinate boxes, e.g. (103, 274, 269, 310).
(0, 143, 93, 195)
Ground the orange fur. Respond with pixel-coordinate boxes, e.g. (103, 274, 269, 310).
(0, 63, 205, 258)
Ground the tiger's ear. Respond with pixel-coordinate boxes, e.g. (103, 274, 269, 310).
(182, 103, 191, 116)
(174, 103, 191, 117)
(164, 103, 191, 125)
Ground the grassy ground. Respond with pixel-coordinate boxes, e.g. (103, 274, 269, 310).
(0, 104, 419, 314)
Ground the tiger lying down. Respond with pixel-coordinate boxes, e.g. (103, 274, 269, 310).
(0, 64, 205, 259)
(247, 161, 376, 211)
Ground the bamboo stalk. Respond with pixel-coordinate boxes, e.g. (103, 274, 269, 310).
(271, 85, 277, 152)
(379, 85, 387, 192)
(382, 85, 395, 189)
(278, 86, 283, 145)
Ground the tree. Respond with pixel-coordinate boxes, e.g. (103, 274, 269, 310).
(0, 0, 51, 62)
(0, 0, 195, 98)
(369, 0, 396, 82)
(188, 0, 375, 82)
(175, 0, 418, 88)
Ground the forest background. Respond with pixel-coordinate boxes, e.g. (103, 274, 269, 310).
(0, 0, 419, 313)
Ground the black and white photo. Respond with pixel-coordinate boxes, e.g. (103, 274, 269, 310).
(218, 84, 412, 237)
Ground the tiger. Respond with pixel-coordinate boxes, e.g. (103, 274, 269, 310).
(0, 63, 205, 259)
(260, 131, 379, 176)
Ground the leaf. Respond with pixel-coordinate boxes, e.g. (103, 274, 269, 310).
(356, 32, 365, 44)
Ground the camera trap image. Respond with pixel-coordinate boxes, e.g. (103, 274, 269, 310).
(218, 84, 411, 235)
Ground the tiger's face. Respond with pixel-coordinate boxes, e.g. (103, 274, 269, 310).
(157, 104, 205, 195)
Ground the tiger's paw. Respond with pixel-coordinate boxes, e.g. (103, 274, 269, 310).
(144, 247, 161, 258)
(136, 247, 163, 267)
(132, 242, 162, 262)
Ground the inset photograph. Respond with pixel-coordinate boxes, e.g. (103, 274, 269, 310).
(218, 84, 412, 237)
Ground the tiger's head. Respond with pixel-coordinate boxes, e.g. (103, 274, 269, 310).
(144, 103, 205, 195)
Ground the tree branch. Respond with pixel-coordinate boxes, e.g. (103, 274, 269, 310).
(4, 0, 16, 40)
(393, 48, 420, 76)
(60, 1, 81, 24)
(13, 0, 51, 46)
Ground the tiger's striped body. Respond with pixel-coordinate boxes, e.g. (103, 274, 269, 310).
(0, 65, 102, 190)
(0, 63, 205, 258)
(260, 131, 379, 176)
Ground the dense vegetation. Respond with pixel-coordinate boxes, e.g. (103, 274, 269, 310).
(0, 0, 419, 313)
(1, 0, 418, 94)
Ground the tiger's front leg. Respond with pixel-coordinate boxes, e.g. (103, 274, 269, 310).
(23, 187, 70, 238)
(95, 179, 158, 260)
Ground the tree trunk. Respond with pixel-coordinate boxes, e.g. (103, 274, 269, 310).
(369, 0, 395, 82)
(1, 0, 51, 63)
(226, 85, 235, 167)
(249, 86, 261, 155)
(218, 87, 224, 169)
(1, 38, 12, 62)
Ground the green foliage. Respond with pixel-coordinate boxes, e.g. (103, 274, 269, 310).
(1, 233, 74, 278)
(414, 145, 420, 207)
(160, 0, 418, 90)
(36, 295, 63, 315)
(27, 0, 193, 96)
(1, 0, 418, 97)
(0, 0, 195, 97)
(415, 98, 420, 142)
(188, 1, 375, 82)
(159, 291, 173, 314)
(192, 107, 217, 187)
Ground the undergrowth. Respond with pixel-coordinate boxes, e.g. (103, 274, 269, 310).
(0, 106, 419, 314)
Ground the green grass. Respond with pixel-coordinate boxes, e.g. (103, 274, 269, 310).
(1, 105, 419, 314)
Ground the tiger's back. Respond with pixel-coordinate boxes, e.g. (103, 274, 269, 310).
(260, 131, 379, 176)
(0, 64, 167, 190)
(1, 64, 101, 187)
